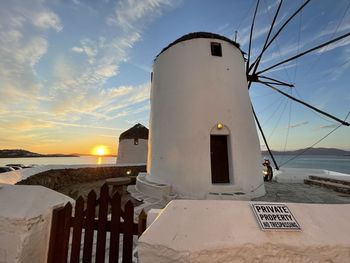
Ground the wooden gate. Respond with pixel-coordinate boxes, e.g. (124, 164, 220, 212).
(47, 184, 147, 263)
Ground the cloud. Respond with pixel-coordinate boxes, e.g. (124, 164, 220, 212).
(32, 11, 63, 32)
(236, 24, 271, 48)
(39, 120, 124, 131)
(0, 0, 178, 151)
(103, 83, 150, 114)
(54, 0, 177, 119)
(316, 124, 338, 130)
(106, 0, 176, 30)
(96, 64, 118, 77)
(317, 21, 350, 40)
(285, 121, 308, 129)
(0, 0, 61, 108)
(49, 33, 142, 116)
(6, 119, 54, 131)
(0, 0, 63, 32)
(0, 33, 48, 103)
(317, 37, 350, 54)
(71, 46, 84, 53)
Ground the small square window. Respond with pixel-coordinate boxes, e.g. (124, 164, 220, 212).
(211, 42, 222, 57)
(134, 138, 139, 145)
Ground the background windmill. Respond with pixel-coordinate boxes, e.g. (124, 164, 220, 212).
(242, 0, 350, 170)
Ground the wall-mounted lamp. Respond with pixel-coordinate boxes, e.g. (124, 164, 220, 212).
(217, 123, 223, 129)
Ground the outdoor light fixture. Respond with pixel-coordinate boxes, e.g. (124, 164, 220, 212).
(126, 169, 132, 175)
(217, 123, 223, 129)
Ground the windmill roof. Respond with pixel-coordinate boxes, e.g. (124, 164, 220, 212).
(119, 123, 149, 141)
(155, 32, 242, 60)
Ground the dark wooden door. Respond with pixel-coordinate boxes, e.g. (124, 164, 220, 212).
(210, 135, 230, 183)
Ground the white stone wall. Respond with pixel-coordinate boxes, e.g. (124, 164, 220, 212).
(147, 37, 265, 198)
(139, 200, 350, 263)
(275, 167, 350, 183)
(117, 138, 148, 165)
(0, 185, 73, 263)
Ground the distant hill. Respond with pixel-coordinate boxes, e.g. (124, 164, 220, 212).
(262, 147, 350, 156)
(0, 149, 79, 158)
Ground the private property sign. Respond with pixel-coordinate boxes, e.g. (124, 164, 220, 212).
(251, 203, 301, 231)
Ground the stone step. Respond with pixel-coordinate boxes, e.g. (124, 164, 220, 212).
(308, 175, 350, 186)
(304, 178, 350, 195)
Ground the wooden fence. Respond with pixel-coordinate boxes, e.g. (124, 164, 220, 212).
(47, 184, 147, 263)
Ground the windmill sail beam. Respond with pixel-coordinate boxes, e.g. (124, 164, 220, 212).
(262, 0, 283, 49)
(261, 82, 350, 126)
(248, 75, 295, 88)
(251, 105, 280, 170)
(258, 80, 294, 87)
(257, 31, 350, 75)
(249, 0, 283, 73)
(247, 0, 260, 74)
(258, 76, 294, 87)
(249, 0, 311, 73)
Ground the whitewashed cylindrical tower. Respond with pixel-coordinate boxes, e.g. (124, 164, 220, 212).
(117, 123, 148, 165)
(147, 32, 265, 199)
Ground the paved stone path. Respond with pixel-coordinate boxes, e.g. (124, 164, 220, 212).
(253, 181, 350, 204)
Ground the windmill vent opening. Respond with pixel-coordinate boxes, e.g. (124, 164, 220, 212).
(211, 42, 222, 57)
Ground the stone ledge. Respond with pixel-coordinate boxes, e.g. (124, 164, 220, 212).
(304, 178, 350, 195)
(135, 173, 171, 199)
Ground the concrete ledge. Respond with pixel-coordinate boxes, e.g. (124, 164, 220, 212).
(304, 178, 350, 195)
(139, 200, 350, 262)
(275, 168, 350, 184)
(0, 185, 73, 263)
(309, 176, 350, 186)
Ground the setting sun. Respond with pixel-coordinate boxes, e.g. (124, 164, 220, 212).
(92, 145, 109, 156)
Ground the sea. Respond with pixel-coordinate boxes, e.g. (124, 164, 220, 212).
(264, 155, 350, 174)
(0, 156, 117, 166)
(0, 155, 349, 174)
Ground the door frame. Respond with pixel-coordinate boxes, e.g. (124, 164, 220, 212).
(210, 123, 233, 184)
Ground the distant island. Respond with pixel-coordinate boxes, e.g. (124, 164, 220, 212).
(0, 149, 79, 158)
(262, 147, 350, 156)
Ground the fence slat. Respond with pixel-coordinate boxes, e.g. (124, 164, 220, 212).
(47, 206, 65, 263)
(109, 192, 121, 263)
(48, 184, 147, 263)
(95, 184, 109, 263)
(61, 203, 73, 263)
(138, 210, 147, 237)
(83, 190, 97, 263)
(70, 197, 85, 263)
(122, 201, 134, 263)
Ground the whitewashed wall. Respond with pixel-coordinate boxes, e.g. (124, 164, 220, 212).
(117, 139, 148, 165)
(147, 37, 265, 198)
(0, 185, 73, 263)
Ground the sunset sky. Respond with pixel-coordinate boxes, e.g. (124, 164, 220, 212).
(0, 0, 349, 154)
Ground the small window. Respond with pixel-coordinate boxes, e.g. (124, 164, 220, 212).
(134, 138, 139, 145)
(211, 42, 222, 57)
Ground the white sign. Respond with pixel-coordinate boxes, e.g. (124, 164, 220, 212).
(251, 203, 301, 231)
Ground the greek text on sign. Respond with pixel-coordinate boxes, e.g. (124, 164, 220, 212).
(251, 203, 301, 231)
